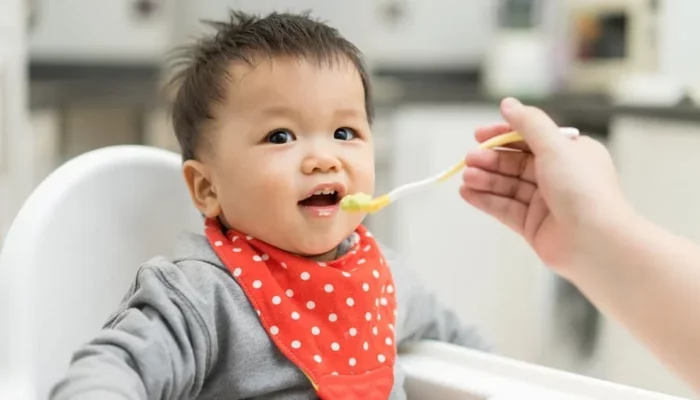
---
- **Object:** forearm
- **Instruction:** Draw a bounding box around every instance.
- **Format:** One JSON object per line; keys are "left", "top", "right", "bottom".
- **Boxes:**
{"left": 51, "top": 266, "right": 213, "bottom": 399}
{"left": 571, "top": 212, "right": 700, "bottom": 392}
{"left": 51, "top": 344, "right": 147, "bottom": 400}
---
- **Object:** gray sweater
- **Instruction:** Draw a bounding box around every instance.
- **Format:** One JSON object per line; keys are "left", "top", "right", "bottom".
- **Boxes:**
{"left": 50, "top": 232, "right": 488, "bottom": 400}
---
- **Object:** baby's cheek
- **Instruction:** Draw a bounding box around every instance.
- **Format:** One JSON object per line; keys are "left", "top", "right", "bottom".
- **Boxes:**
{"left": 358, "top": 167, "right": 376, "bottom": 195}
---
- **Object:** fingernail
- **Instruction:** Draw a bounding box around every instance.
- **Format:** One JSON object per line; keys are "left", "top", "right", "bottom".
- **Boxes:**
{"left": 502, "top": 97, "right": 522, "bottom": 112}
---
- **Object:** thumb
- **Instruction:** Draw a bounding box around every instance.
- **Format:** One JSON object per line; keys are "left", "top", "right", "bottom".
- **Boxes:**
{"left": 500, "top": 97, "right": 566, "bottom": 155}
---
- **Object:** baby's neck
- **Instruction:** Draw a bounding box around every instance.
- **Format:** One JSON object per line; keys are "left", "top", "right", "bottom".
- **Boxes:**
{"left": 305, "top": 234, "right": 355, "bottom": 262}
{"left": 306, "top": 247, "right": 340, "bottom": 262}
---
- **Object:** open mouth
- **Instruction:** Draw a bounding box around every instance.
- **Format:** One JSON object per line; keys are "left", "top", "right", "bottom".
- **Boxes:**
{"left": 298, "top": 189, "right": 341, "bottom": 207}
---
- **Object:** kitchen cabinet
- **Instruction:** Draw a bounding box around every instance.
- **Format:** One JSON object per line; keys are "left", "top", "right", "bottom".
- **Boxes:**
{"left": 29, "top": 0, "right": 175, "bottom": 63}
{"left": 176, "top": 0, "right": 494, "bottom": 70}
{"left": 174, "top": 0, "right": 374, "bottom": 54}
{"left": 366, "top": 0, "right": 495, "bottom": 69}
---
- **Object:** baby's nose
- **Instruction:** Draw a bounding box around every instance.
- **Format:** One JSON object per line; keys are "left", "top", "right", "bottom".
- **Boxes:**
{"left": 301, "top": 153, "right": 342, "bottom": 174}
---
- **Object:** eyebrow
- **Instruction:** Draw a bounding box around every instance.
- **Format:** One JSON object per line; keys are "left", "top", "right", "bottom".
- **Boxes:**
{"left": 334, "top": 108, "right": 365, "bottom": 119}
{"left": 259, "top": 105, "right": 365, "bottom": 119}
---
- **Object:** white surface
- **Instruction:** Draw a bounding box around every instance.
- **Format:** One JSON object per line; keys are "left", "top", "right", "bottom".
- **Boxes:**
{"left": 0, "top": 0, "right": 22, "bottom": 30}
{"left": 389, "top": 104, "right": 552, "bottom": 363}
{"left": 657, "top": 0, "right": 700, "bottom": 89}
{"left": 365, "top": 0, "right": 494, "bottom": 69}
{"left": 0, "top": 0, "right": 32, "bottom": 256}
{"left": 400, "top": 341, "right": 689, "bottom": 400}
{"left": 0, "top": 51, "right": 5, "bottom": 172}
{"left": 610, "top": 73, "right": 686, "bottom": 106}
{"left": 482, "top": 31, "right": 557, "bottom": 99}
{"left": 174, "top": 0, "right": 375, "bottom": 58}
{"left": 29, "top": 0, "right": 175, "bottom": 62}
{"left": 0, "top": 145, "right": 203, "bottom": 399}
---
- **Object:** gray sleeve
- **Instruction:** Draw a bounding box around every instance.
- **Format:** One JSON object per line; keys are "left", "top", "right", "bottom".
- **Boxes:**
{"left": 50, "top": 264, "right": 215, "bottom": 400}
{"left": 384, "top": 246, "right": 491, "bottom": 351}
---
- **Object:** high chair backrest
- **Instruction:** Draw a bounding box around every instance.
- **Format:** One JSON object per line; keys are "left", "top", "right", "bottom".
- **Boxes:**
{"left": 0, "top": 145, "right": 202, "bottom": 400}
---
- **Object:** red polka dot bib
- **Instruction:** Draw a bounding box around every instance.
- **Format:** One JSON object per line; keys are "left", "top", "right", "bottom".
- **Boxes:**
{"left": 204, "top": 218, "right": 398, "bottom": 399}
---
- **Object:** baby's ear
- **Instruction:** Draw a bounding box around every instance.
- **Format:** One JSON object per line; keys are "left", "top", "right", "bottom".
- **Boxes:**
{"left": 182, "top": 160, "right": 221, "bottom": 218}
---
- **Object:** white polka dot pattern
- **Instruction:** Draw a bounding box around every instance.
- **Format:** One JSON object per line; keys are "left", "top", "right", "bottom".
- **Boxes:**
{"left": 204, "top": 219, "right": 397, "bottom": 394}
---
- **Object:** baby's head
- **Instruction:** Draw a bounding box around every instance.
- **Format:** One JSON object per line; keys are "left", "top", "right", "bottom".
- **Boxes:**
{"left": 170, "top": 11, "right": 375, "bottom": 261}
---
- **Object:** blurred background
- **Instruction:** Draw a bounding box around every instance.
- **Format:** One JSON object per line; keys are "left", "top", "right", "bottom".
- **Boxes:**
{"left": 2, "top": 0, "right": 700, "bottom": 397}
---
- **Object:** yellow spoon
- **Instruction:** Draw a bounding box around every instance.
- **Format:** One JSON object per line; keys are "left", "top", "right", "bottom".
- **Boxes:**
{"left": 340, "top": 127, "right": 580, "bottom": 214}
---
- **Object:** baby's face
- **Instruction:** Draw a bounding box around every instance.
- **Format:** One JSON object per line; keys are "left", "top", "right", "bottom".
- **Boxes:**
{"left": 207, "top": 56, "right": 374, "bottom": 260}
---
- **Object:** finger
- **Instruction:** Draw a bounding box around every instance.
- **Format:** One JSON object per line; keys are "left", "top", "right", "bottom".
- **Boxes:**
{"left": 500, "top": 97, "right": 566, "bottom": 155}
{"left": 459, "top": 186, "right": 526, "bottom": 235}
{"left": 475, "top": 123, "right": 530, "bottom": 151}
{"left": 465, "top": 149, "right": 536, "bottom": 183}
{"left": 475, "top": 123, "right": 512, "bottom": 143}
{"left": 462, "top": 167, "right": 536, "bottom": 204}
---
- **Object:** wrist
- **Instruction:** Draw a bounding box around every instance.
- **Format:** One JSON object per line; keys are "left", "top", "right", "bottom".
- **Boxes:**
{"left": 564, "top": 200, "right": 645, "bottom": 284}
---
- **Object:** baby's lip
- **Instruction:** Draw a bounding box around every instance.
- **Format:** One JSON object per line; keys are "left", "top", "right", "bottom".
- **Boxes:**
{"left": 300, "top": 182, "right": 347, "bottom": 201}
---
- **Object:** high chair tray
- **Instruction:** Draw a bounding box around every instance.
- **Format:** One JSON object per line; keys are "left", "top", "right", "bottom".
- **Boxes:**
{"left": 399, "top": 341, "right": 688, "bottom": 400}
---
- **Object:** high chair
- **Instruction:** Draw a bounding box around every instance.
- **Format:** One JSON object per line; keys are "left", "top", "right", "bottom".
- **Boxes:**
{"left": 0, "top": 145, "right": 202, "bottom": 399}
{"left": 0, "top": 145, "right": 689, "bottom": 400}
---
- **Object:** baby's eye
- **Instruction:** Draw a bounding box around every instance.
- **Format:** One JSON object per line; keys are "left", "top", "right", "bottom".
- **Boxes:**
{"left": 334, "top": 127, "right": 357, "bottom": 141}
{"left": 266, "top": 129, "right": 296, "bottom": 144}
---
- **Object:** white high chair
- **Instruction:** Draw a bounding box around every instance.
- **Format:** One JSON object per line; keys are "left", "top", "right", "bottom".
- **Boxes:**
{"left": 0, "top": 145, "right": 202, "bottom": 399}
{"left": 0, "top": 145, "right": 690, "bottom": 400}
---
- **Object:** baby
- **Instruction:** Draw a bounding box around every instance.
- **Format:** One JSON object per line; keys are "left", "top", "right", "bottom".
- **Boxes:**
{"left": 50, "top": 11, "right": 487, "bottom": 400}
